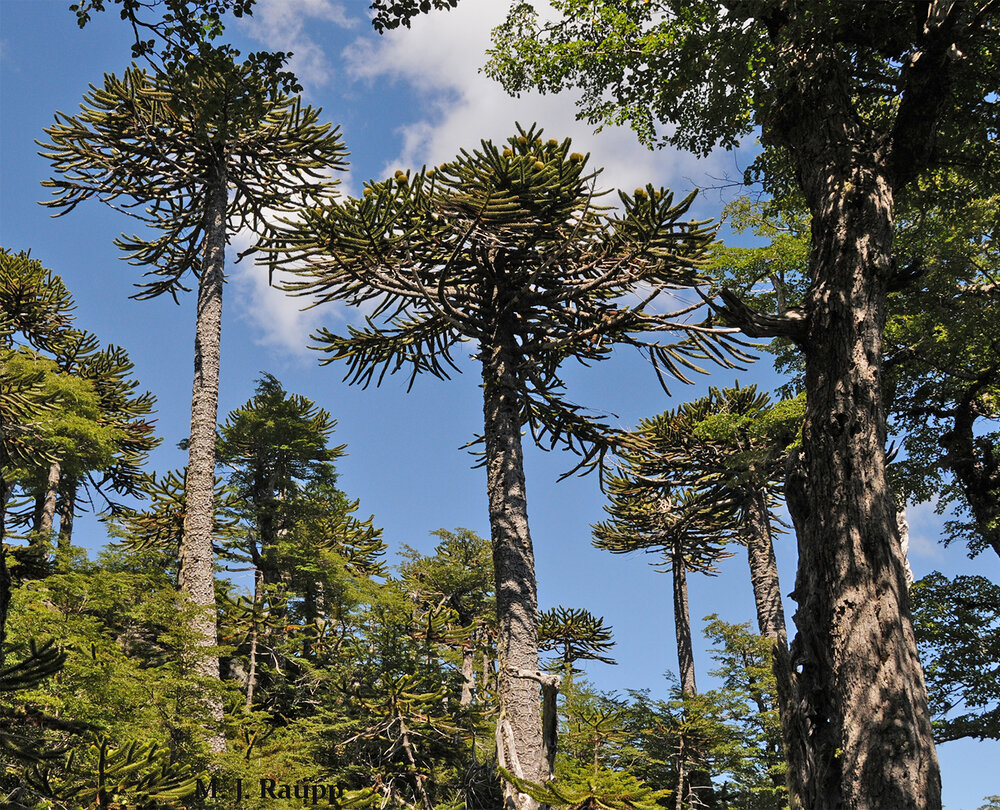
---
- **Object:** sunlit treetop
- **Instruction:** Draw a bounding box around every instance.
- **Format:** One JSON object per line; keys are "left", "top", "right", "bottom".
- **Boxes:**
{"left": 39, "top": 63, "right": 348, "bottom": 301}
{"left": 269, "top": 125, "right": 749, "bottom": 467}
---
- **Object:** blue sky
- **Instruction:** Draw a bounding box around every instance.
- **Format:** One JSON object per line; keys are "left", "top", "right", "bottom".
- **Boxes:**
{"left": 1, "top": 1, "right": 997, "bottom": 806}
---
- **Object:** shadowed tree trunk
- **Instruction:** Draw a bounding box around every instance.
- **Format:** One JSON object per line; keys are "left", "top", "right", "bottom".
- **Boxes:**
{"left": 178, "top": 165, "right": 227, "bottom": 754}
{"left": 782, "top": 129, "right": 939, "bottom": 809}
{"left": 55, "top": 477, "right": 77, "bottom": 573}
{"left": 672, "top": 549, "right": 696, "bottom": 698}
{"left": 742, "top": 486, "right": 805, "bottom": 806}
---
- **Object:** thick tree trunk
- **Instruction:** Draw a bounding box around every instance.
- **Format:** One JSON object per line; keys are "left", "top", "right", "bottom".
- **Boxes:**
{"left": 55, "top": 478, "right": 77, "bottom": 573}
{"left": 481, "top": 325, "right": 543, "bottom": 810}
{"left": 758, "top": 32, "right": 942, "bottom": 808}
{"left": 780, "top": 141, "right": 940, "bottom": 809}
{"left": 178, "top": 166, "right": 227, "bottom": 754}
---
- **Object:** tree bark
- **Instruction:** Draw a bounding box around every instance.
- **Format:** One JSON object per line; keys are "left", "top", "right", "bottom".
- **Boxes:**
{"left": 742, "top": 486, "right": 804, "bottom": 806}
{"left": 460, "top": 644, "right": 476, "bottom": 707}
{"left": 742, "top": 487, "right": 786, "bottom": 646}
{"left": 754, "top": 25, "right": 943, "bottom": 808}
{"left": 55, "top": 478, "right": 77, "bottom": 573}
{"left": 481, "top": 323, "right": 544, "bottom": 810}
{"left": 36, "top": 462, "right": 60, "bottom": 538}
{"left": 25, "top": 461, "right": 61, "bottom": 569}
{"left": 671, "top": 550, "right": 696, "bottom": 698}
{"left": 774, "top": 98, "right": 940, "bottom": 810}
{"left": 178, "top": 165, "right": 227, "bottom": 753}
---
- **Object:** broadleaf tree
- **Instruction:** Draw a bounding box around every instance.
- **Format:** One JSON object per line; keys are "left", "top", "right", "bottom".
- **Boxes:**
{"left": 267, "top": 125, "right": 747, "bottom": 808}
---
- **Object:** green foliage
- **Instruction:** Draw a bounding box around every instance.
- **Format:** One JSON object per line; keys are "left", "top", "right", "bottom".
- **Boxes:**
{"left": 270, "top": 123, "right": 747, "bottom": 469}
{"left": 25, "top": 736, "right": 197, "bottom": 809}
{"left": 539, "top": 607, "right": 617, "bottom": 672}
{"left": 910, "top": 572, "right": 1000, "bottom": 742}
{"left": 504, "top": 763, "right": 671, "bottom": 809}
{"left": 716, "top": 183, "right": 1000, "bottom": 557}
{"left": 1, "top": 349, "right": 120, "bottom": 490}
{"left": 700, "top": 618, "right": 786, "bottom": 809}
{"left": 369, "top": 0, "right": 461, "bottom": 33}
{"left": 69, "top": 0, "right": 299, "bottom": 95}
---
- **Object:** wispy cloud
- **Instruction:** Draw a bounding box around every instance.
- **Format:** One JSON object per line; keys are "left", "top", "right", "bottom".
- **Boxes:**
{"left": 341, "top": 0, "right": 742, "bottom": 202}
{"left": 241, "top": 0, "right": 355, "bottom": 88}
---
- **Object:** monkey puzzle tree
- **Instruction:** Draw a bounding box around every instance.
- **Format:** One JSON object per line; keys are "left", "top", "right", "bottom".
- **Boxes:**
{"left": 594, "top": 481, "right": 733, "bottom": 810}
{"left": 1, "top": 250, "right": 76, "bottom": 661}
{"left": 38, "top": 55, "right": 347, "bottom": 749}
{"left": 625, "top": 385, "right": 805, "bottom": 804}
{"left": 269, "top": 125, "right": 744, "bottom": 807}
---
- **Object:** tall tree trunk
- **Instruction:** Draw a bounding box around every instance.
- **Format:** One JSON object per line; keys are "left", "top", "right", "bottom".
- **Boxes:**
{"left": 742, "top": 486, "right": 802, "bottom": 806}
{"left": 246, "top": 569, "right": 261, "bottom": 710}
{"left": 178, "top": 165, "right": 227, "bottom": 754}
{"left": 742, "top": 487, "right": 786, "bottom": 646}
{"left": 671, "top": 550, "right": 696, "bottom": 698}
{"left": 670, "top": 548, "right": 714, "bottom": 810}
{"left": 760, "top": 32, "right": 942, "bottom": 809}
{"left": 0, "top": 473, "right": 11, "bottom": 668}
{"left": 780, "top": 136, "right": 940, "bottom": 810}
{"left": 481, "top": 324, "right": 543, "bottom": 810}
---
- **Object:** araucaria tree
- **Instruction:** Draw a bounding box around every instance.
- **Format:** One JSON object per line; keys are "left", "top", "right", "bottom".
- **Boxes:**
{"left": 269, "top": 126, "right": 744, "bottom": 808}
{"left": 484, "top": 4, "right": 1000, "bottom": 807}
{"left": 38, "top": 54, "right": 347, "bottom": 750}
{"left": 594, "top": 480, "right": 734, "bottom": 809}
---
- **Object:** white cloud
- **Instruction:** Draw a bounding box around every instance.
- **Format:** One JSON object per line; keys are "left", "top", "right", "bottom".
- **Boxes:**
{"left": 242, "top": 0, "right": 355, "bottom": 88}
{"left": 341, "top": 0, "right": 741, "bottom": 201}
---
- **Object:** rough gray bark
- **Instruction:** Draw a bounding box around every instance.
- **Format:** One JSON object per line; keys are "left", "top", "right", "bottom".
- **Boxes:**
{"left": 460, "top": 645, "right": 476, "bottom": 707}
{"left": 742, "top": 488, "right": 786, "bottom": 646}
{"left": 38, "top": 461, "right": 60, "bottom": 537}
{"left": 246, "top": 569, "right": 261, "bottom": 710}
{"left": 897, "top": 502, "right": 914, "bottom": 587}
{"left": 744, "top": 21, "right": 945, "bottom": 807}
{"left": 178, "top": 167, "right": 227, "bottom": 753}
{"left": 671, "top": 550, "right": 696, "bottom": 698}
{"left": 742, "top": 486, "right": 804, "bottom": 807}
{"left": 481, "top": 321, "right": 543, "bottom": 810}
